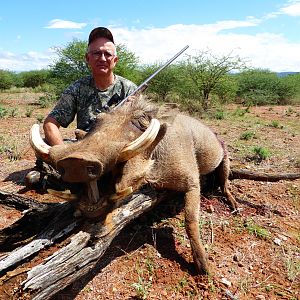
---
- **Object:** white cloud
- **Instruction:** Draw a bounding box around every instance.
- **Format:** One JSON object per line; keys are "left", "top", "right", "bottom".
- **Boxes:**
{"left": 45, "top": 19, "right": 87, "bottom": 29}
{"left": 2, "top": 18, "right": 300, "bottom": 72}
{"left": 280, "top": 1, "right": 300, "bottom": 16}
{"left": 0, "top": 50, "right": 57, "bottom": 71}
{"left": 111, "top": 23, "right": 300, "bottom": 72}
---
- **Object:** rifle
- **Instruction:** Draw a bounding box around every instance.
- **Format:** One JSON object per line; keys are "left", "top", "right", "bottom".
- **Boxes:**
{"left": 114, "top": 45, "right": 189, "bottom": 109}
{"left": 85, "top": 45, "right": 189, "bottom": 131}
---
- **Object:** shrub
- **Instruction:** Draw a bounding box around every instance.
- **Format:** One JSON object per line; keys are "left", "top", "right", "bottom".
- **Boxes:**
{"left": 236, "top": 69, "right": 297, "bottom": 105}
{"left": 38, "top": 93, "right": 57, "bottom": 108}
{"left": 0, "top": 69, "right": 14, "bottom": 90}
{"left": 252, "top": 146, "right": 271, "bottom": 161}
{"left": 25, "top": 107, "right": 34, "bottom": 117}
{"left": 0, "top": 106, "right": 8, "bottom": 118}
{"left": 214, "top": 109, "right": 225, "bottom": 120}
{"left": 9, "top": 107, "right": 18, "bottom": 118}
{"left": 36, "top": 115, "right": 44, "bottom": 123}
{"left": 20, "top": 70, "right": 50, "bottom": 88}
{"left": 240, "top": 131, "right": 255, "bottom": 140}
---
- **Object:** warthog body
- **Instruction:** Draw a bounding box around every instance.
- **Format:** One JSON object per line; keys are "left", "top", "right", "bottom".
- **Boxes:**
{"left": 30, "top": 96, "right": 237, "bottom": 274}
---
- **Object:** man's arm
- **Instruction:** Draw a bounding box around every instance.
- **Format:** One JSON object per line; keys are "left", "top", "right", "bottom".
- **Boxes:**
{"left": 43, "top": 116, "right": 64, "bottom": 146}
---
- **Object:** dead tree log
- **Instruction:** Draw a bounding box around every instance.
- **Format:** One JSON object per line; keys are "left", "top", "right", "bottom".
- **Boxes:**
{"left": 0, "top": 188, "right": 158, "bottom": 300}
{"left": 0, "top": 191, "right": 78, "bottom": 252}
{"left": 230, "top": 169, "right": 300, "bottom": 182}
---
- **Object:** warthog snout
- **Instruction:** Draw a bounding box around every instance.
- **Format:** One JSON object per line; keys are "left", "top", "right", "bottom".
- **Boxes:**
{"left": 56, "top": 153, "right": 103, "bottom": 182}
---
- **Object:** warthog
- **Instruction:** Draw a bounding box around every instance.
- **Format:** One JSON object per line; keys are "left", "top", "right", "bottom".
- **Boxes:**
{"left": 30, "top": 96, "right": 237, "bottom": 274}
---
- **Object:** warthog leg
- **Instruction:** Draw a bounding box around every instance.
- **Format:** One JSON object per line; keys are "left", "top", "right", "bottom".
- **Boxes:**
{"left": 217, "top": 156, "right": 238, "bottom": 210}
{"left": 184, "top": 187, "right": 210, "bottom": 274}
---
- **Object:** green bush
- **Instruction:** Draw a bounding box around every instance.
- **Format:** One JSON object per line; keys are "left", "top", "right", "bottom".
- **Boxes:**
{"left": 236, "top": 69, "right": 297, "bottom": 105}
{"left": 240, "top": 131, "right": 255, "bottom": 140}
{"left": 38, "top": 92, "right": 57, "bottom": 108}
{"left": 252, "top": 146, "right": 271, "bottom": 161}
{"left": 0, "top": 106, "right": 8, "bottom": 118}
{"left": 20, "top": 70, "right": 50, "bottom": 88}
{"left": 0, "top": 69, "right": 14, "bottom": 90}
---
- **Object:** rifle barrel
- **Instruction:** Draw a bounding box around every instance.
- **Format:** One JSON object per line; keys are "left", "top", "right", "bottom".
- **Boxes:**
{"left": 115, "top": 45, "right": 189, "bottom": 109}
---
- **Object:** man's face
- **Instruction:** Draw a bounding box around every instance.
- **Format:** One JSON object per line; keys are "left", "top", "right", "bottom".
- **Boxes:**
{"left": 86, "top": 37, "right": 118, "bottom": 76}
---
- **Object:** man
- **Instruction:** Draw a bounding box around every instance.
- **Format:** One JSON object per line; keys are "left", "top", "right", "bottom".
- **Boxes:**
{"left": 26, "top": 27, "right": 137, "bottom": 188}
{"left": 44, "top": 26, "right": 137, "bottom": 145}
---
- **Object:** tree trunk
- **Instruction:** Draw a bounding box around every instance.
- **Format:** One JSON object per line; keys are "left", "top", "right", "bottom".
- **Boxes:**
{"left": 230, "top": 169, "right": 300, "bottom": 182}
{"left": 0, "top": 188, "right": 158, "bottom": 300}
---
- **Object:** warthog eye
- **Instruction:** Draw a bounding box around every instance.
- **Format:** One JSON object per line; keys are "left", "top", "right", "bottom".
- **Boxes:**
{"left": 132, "top": 115, "right": 150, "bottom": 131}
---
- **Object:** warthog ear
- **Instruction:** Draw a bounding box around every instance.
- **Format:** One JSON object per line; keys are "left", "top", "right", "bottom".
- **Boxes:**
{"left": 131, "top": 114, "right": 151, "bottom": 131}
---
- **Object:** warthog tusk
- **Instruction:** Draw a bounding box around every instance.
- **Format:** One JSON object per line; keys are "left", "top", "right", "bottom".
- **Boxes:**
{"left": 87, "top": 180, "right": 100, "bottom": 204}
{"left": 47, "top": 188, "right": 79, "bottom": 201}
{"left": 110, "top": 186, "right": 133, "bottom": 201}
{"left": 119, "top": 118, "right": 160, "bottom": 161}
{"left": 30, "top": 124, "right": 51, "bottom": 159}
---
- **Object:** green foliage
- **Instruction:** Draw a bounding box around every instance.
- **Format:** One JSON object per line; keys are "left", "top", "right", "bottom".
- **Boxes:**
{"left": 280, "top": 73, "right": 300, "bottom": 104}
{"left": 50, "top": 39, "right": 89, "bottom": 87}
{"left": 141, "top": 63, "right": 181, "bottom": 100}
{"left": 232, "top": 106, "right": 250, "bottom": 117}
{"left": 178, "top": 50, "right": 246, "bottom": 110}
{"left": 25, "top": 107, "right": 34, "bottom": 117}
{"left": 214, "top": 109, "right": 225, "bottom": 120}
{"left": 38, "top": 92, "right": 57, "bottom": 108}
{"left": 268, "top": 120, "right": 282, "bottom": 128}
{"left": 240, "top": 130, "right": 255, "bottom": 140}
{"left": 212, "top": 74, "right": 239, "bottom": 103}
{"left": 236, "top": 69, "right": 297, "bottom": 105}
{"left": 114, "top": 44, "right": 140, "bottom": 82}
{"left": 252, "top": 146, "right": 271, "bottom": 161}
{"left": 9, "top": 107, "right": 18, "bottom": 118}
{"left": 244, "top": 219, "right": 269, "bottom": 239}
{"left": 0, "top": 105, "right": 8, "bottom": 118}
{"left": 0, "top": 69, "right": 14, "bottom": 90}
{"left": 36, "top": 114, "right": 44, "bottom": 123}
{"left": 20, "top": 70, "right": 50, "bottom": 88}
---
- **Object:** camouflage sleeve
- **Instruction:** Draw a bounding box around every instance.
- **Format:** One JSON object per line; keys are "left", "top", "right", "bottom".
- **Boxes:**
{"left": 47, "top": 86, "right": 77, "bottom": 128}
{"left": 126, "top": 81, "right": 137, "bottom": 96}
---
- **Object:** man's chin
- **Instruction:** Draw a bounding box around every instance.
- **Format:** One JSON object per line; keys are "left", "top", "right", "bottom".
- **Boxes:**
{"left": 95, "top": 68, "right": 109, "bottom": 75}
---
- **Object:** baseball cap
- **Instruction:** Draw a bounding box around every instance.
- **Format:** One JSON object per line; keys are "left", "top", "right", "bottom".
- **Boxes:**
{"left": 88, "top": 27, "right": 114, "bottom": 45}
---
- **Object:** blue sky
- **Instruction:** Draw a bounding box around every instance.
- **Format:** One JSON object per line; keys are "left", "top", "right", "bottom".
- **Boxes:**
{"left": 1, "top": 0, "right": 300, "bottom": 72}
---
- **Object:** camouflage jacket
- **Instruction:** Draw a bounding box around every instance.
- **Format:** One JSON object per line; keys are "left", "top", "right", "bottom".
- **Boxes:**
{"left": 47, "top": 75, "right": 137, "bottom": 131}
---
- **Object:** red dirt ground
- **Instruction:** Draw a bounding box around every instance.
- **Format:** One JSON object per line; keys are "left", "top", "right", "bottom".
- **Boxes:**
{"left": 0, "top": 93, "right": 299, "bottom": 300}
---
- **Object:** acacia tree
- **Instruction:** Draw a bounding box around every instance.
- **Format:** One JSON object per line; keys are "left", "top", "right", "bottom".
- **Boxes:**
{"left": 180, "top": 50, "right": 246, "bottom": 110}
{"left": 50, "top": 39, "right": 89, "bottom": 85}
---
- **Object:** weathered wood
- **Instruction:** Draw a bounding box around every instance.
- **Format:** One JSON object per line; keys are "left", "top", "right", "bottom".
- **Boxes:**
{"left": 230, "top": 169, "right": 300, "bottom": 182}
{"left": 0, "top": 191, "right": 76, "bottom": 251}
{"left": 0, "top": 188, "right": 157, "bottom": 300}
{"left": 21, "top": 189, "right": 157, "bottom": 300}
